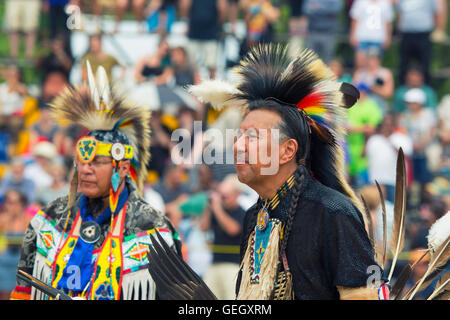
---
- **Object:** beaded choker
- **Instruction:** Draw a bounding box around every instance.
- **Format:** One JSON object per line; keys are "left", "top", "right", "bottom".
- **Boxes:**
{"left": 256, "top": 175, "right": 295, "bottom": 231}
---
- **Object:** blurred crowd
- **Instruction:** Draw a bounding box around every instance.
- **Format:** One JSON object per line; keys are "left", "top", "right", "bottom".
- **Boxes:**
{"left": 0, "top": 0, "right": 449, "bottom": 300}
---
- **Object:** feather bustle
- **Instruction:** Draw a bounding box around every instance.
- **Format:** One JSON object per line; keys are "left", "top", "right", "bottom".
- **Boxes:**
{"left": 406, "top": 237, "right": 450, "bottom": 299}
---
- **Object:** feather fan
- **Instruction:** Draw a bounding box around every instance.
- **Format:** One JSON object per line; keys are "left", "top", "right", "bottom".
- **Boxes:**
{"left": 147, "top": 230, "right": 217, "bottom": 300}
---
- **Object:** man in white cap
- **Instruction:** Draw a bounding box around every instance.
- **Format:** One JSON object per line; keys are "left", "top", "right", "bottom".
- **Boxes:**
{"left": 23, "top": 141, "right": 58, "bottom": 190}
{"left": 399, "top": 88, "right": 438, "bottom": 204}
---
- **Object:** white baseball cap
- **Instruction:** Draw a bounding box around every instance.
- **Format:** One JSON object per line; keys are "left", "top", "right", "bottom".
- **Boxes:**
{"left": 404, "top": 88, "right": 426, "bottom": 104}
{"left": 32, "top": 141, "right": 58, "bottom": 159}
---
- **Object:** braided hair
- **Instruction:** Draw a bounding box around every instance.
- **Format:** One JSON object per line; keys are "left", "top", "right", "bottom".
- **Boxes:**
{"left": 279, "top": 165, "right": 307, "bottom": 256}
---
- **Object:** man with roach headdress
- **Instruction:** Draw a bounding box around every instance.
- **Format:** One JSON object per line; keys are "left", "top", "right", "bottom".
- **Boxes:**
{"left": 188, "top": 44, "right": 383, "bottom": 300}
{"left": 144, "top": 45, "right": 448, "bottom": 300}
{"left": 10, "top": 62, "right": 181, "bottom": 300}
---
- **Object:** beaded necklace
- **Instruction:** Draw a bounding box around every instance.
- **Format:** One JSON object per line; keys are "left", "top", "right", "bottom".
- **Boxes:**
{"left": 256, "top": 175, "right": 295, "bottom": 231}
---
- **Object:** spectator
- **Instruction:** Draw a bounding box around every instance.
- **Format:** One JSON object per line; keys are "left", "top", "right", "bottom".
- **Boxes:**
{"left": 29, "top": 103, "right": 64, "bottom": 149}
{"left": 180, "top": 0, "right": 228, "bottom": 79}
{"left": 438, "top": 95, "right": 450, "bottom": 137}
{"left": 227, "top": 0, "right": 240, "bottom": 34}
{"left": 148, "top": 111, "right": 173, "bottom": 179}
{"left": 0, "top": 189, "right": 30, "bottom": 300}
{"left": 80, "top": 34, "right": 123, "bottom": 82}
{"left": 349, "top": 0, "right": 394, "bottom": 64}
{"left": 36, "top": 160, "right": 69, "bottom": 206}
{"left": 352, "top": 48, "right": 394, "bottom": 114}
{"left": 168, "top": 46, "right": 200, "bottom": 87}
{"left": 191, "top": 164, "right": 216, "bottom": 194}
{"left": 43, "top": 0, "right": 72, "bottom": 45}
{"left": 432, "top": 0, "right": 448, "bottom": 42}
{"left": 410, "top": 197, "right": 447, "bottom": 250}
{"left": 400, "top": 249, "right": 433, "bottom": 300}
{"left": 358, "top": 184, "right": 394, "bottom": 253}
{"left": 329, "top": 58, "right": 352, "bottom": 83}
{"left": 399, "top": 88, "right": 438, "bottom": 205}
{"left": 302, "top": 0, "right": 343, "bottom": 64}
{"left": 115, "top": 0, "right": 147, "bottom": 33}
{"left": 393, "top": 68, "right": 438, "bottom": 113}
{"left": 286, "top": 0, "right": 307, "bottom": 58}
{"left": 437, "top": 95, "right": 450, "bottom": 177}
{"left": 145, "top": 0, "right": 178, "bottom": 34}
{"left": 60, "top": 123, "right": 85, "bottom": 171}
{"left": 170, "top": 106, "right": 202, "bottom": 168}
{"left": 0, "top": 65, "right": 28, "bottom": 143}
{"left": 36, "top": 35, "right": 74, "bottom": 81}
{"left": 240, "top": 0, "right": 280, "bottom": 58}
{"left": 134, "top": 37, "right": 172, "bottom": 84}
{"left": 153, "top": 163, "right": 191, "bottom": 226}
{"left": 365, "top": 114, "right": 413, "bottom": 202}
{"left": 396, "top": 0, "right": 442, "bottom": 85}
{"left": 4, "top": 0, "right": 41, "bottom": 59}
{"left": 346, "top": 83, "right": 383, "bottom": 189}
{"left": 40, "top": 70, "right": 70, "bottom": 101}
{"left": 200, "top": 174, "right": 245, "bottom": 300}
{"left": 23, "top": 141, "right": 59, "bottom": 191}
{"left": 0, "top": 158, "right": 36, "bottom": 205}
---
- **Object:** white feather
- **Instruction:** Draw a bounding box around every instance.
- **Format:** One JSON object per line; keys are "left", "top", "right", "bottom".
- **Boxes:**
{"left": 428, "top": 211, "right": 450, "bottom": 253}
{"left": 86, "top": 60, "right": 100, "bottom": 110}
{"left": 96, "top": 66, "right": 111, "bottom": 109}
{"left": 188, "top": 79, "right": 242, "bottom": 110}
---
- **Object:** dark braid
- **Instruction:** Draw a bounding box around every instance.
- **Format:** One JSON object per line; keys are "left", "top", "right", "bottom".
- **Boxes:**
{"left": 279, "top": 165, "right": 306, "bottom": 256}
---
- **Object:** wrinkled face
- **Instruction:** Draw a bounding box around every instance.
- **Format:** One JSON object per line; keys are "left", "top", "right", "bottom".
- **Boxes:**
{"left": 233, "top": 109, "right": 284, "bottom": 187}
{"left": 77, "top": 156, "right": 129, "bottom": 198}
{"left": 77, "top": 156, "right": 113, "bottom": 198}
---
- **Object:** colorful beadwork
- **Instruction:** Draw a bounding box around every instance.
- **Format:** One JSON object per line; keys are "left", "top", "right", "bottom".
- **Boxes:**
{"left": 76, "top": 136, "right": 98, "bottom": 163}
{"left": 250, "top": 220, "right": 277, "bottom": 284}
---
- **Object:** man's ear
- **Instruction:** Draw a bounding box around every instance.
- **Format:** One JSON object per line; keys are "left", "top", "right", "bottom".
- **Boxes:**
{"left": 119, "top": 160, "right": 131, "bottom": 179}
{"left": 279, "top": 139, "right": 298, "bottom": 165}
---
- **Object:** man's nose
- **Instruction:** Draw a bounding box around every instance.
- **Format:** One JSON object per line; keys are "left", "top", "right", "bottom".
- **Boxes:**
{"left": 233, "top": 133, "right": 247, "bottom": 152}
{"left": 233, "top": 134, "right": 247, "bottom": 164}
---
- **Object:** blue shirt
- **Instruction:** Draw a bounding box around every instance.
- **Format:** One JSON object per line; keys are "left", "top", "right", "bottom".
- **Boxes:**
{"left": 303, "top": 0, "right": 343, "bottom": 32}
{"left": 397, "top": 0, "right": 438, "bottom": 33}
{"left": 0, "top": 176, "right": 36, "bottom": 204}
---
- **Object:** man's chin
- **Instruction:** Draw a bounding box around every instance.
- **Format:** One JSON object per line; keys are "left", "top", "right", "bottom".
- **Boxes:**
{"left": 235, "top": 164, "right": 253, "bottom": 184}
{"left": 80, "top": 187, "right": 103, "bottom": 199}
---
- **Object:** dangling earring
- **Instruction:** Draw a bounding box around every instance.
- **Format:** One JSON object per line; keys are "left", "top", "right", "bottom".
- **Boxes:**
{"left": 109, "top": 159, "right": 121, "bottom": 213}
{"left": 110, "top": 142, "right": 126, "bottom": 213}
